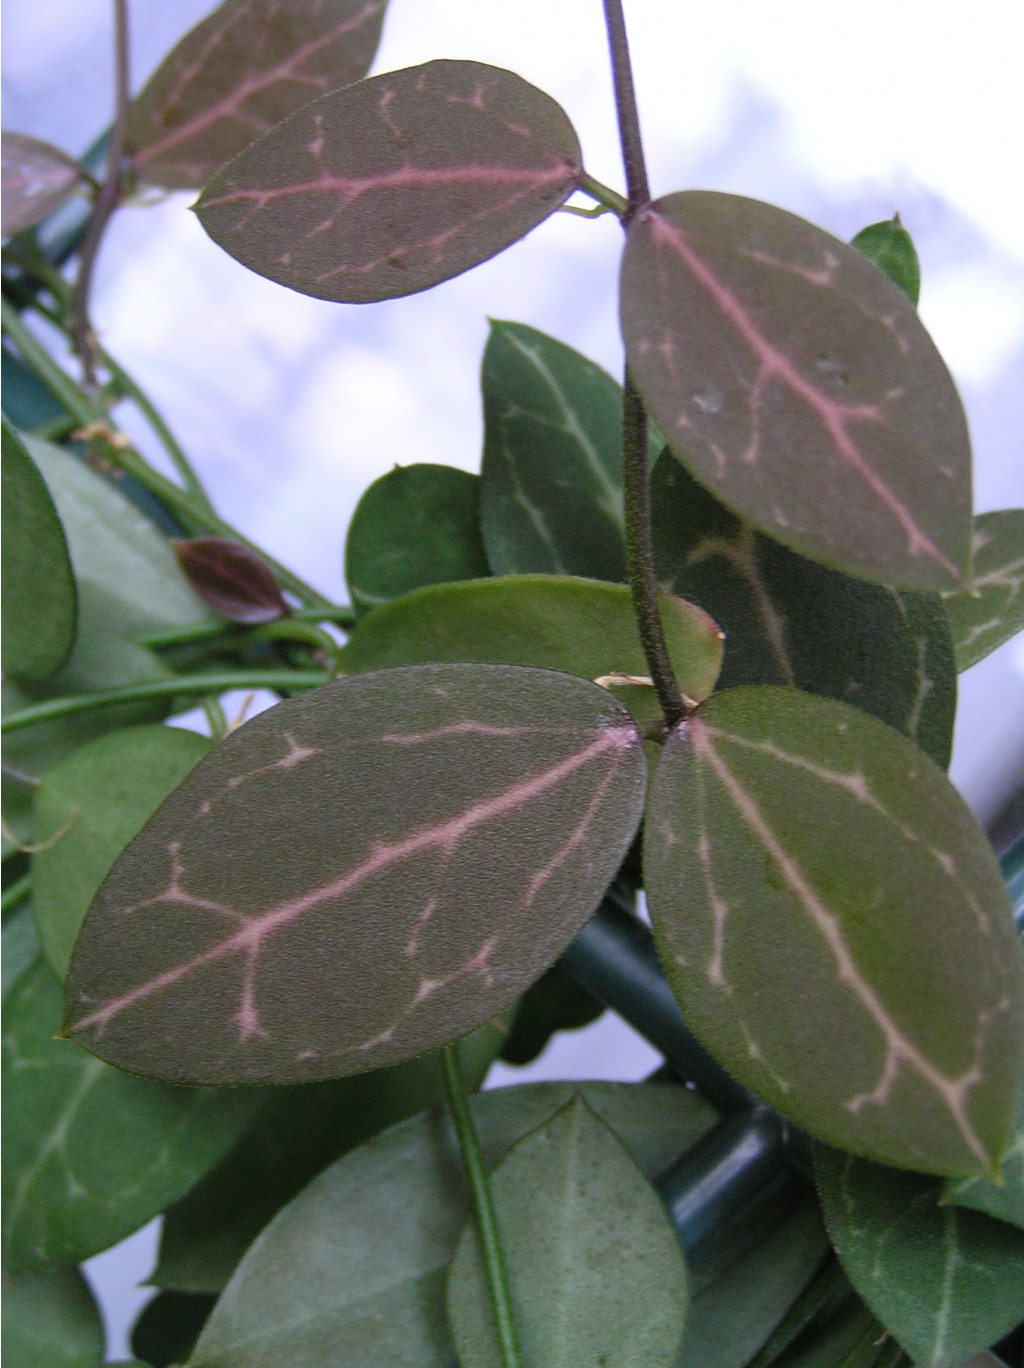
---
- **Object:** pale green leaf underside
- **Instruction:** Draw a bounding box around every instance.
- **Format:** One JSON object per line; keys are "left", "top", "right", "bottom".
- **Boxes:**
{"left": 943, "top": 510, "right": 1024, "bottom": 671}
{"left": 644, "top": 686, "right": 1024, "bottom": 1176}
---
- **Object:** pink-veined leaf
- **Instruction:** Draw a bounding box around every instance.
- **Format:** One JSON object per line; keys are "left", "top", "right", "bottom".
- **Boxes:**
{"left": 63, "top": 664, "right": 646, "bottom": 1085}
{"left": 1, "top": 132, "right": 86, "bottom": 236}
{"left": 128, "top": 0, "right": 390, "bottom": 190}
{"left": 171, "top": 537, "right": 288, "bottom": 624}
{"left": 195, "top": 60, "right": 582, "bottom": 303}
{"left": 621, "top": 192, "right": 972, "bottom": 591}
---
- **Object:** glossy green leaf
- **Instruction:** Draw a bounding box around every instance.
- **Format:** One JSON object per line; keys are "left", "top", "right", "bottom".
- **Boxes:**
{"left": 2, "top": 959, "right": 259, "bottom": 1269}
{"left": 32, "top": 725, "right": 213, "bottom": 977}
{"left": 129, "top": 0, "right": 390, "bottom": 189}
{"left": 196, "top": 60, "right": 582, "bottom": 303}
{"left": 65, "top": 664, "right": 646, "bottom": 1085}
{"left": 25, "top": 436, "right": 212, "bottom": 638}
{"left": 850, "top": 217, "right": 921, "bottom": 305}
{"left": 447, "top": 1095, "right": 688, "bottom": 1368}
{"left": 644, "top": 686, "right": 1024, "bottom": 1175}
{"left": 345, "top": 463, "right": 489, "bottom": 618}
{"left": 188, "top": 1081, "right": 717, "bottom": 1368}
{"left": 499, "top": 962, "right": 603, "bottom": 1066}
{"left": 943, "top": 510, "right": 1024, "bottom": 670}
{"left": 651, "top": 451, "right": 957, "bottom": 767}
{"left": 1, "top": 132, "right": 85, "bottom": 236}
{"left": 816, "top": 1145, "right": 1024, "bottom": 1367}
{"left": 479, "top": 321, "right": 656, "bottom": 580}
{"left": 621, "top": 192, "right": 972, "bottom": 590}
{"left": 1, "top": 419, "right": 77, "bottom": 681}
{"left": 1, "top": 1265, "right": 105, "bottom": 1368}
{"left": 337, "top": 575, "right": 725, "bottom": 725}
{"left": 153, "top": 1020, "right": 505, "bottom": 1293}
{"left": 172, "top": 537, "right": 288, "bottom": 623}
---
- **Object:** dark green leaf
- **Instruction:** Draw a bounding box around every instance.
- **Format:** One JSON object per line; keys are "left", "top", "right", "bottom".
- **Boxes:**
{"left": 152, "top": 1020, "right": 505, "bottom": 1293}
{"left": 3, "top": 959, "right": 259, "bottom": 1269}
{"left": 621, "top": 192, "right": 972, "bottom": 590}
{"left": 1, "top": 419, "right": 77, "bottom": 681}
{"left": 479, "top": 321, "right": 657, "bottom": 580}
{"left": 65, "top": 664, "right": 646, "bottom": 1084}
{"left": 196, "top": 60, "right": 582, "bottom": 303}
{"left": 816, "top": 1145, "right": 1024, "bottom": 1367}
{"left": 337, "top": 575, "right": 725, "bottom": 726}
{"left": 171, "top": 537, "right": 288, "bottom": 623}
{"left": 32, "top": 725, "right": 213, "bottom": 977}
{"left": 850, "top": 217, "right": 921, "bottom": 305}
{"left": 131, "top": 1290, "right": 217, "bottom": 1368}
{"left": 188, "top": 1081, "right": 717, "bottom": 1368}
{"left": 129, "top": 0, "right": 390, "bottom": 189}
{"left": 651, "top": 451, "right": 957, "bottom": 767}
{"left": 1, "top": 132, "right": 85, "bottom": 236}
{"left": 943, "top": 510, "right": 1024, "bottom": 671}
{"left": 500, "top": 962, "right": 603, "bottom": 1066}
{"left": 447, "top": 1095, "right": 688, "bottom": 1368}
{"left": 644, "top": 686, "right": 1024, "bottom": 1175}
{"left": 1, "top": 1265, "right": 104, "bottom": 1368}
{"left": 345, "top": 463, "right": 489, "bottom": 618}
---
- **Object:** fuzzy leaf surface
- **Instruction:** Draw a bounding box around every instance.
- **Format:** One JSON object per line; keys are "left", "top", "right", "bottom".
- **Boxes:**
{"left": 1, "top": 420, "right": 77, "bottom": 681}
{"left": 2, "top": 959, "right": 258, "bottom": 1269}
{"left": 850, "top": 217, "right": 921, "bottom": 304}
{"left": 172, "top": 537, "right": 288, "bottom": 623}
{"left": 196, "top": 60, "right": 581, "bottom": 302}
{"left": 188, "top": 1081, "right": 717, "bottom": 1368}
{"left": 32, "top": 725, "right": 213, "bottom": 977}
{"left": 345, "top": 463, "right": 489, "bottom": 617}
{"left": 943, "top": 509, "right": 1024, "bottom": 670}
{"left": 1, "top": 1266, "right": 104, "bottom": 1368}
{"left": 816, "top": 1145, "right": 1024, "bottom": 1367}
{"left": 1, "top": 132, "right": 85, "bottom": 235}
{"left": 129, "top": 0, "right": 389, "bottom": 189}
{"left": 651, "top": 451, "right": 956, "bottom": 767}
{"left": 447, "top": 1095, "right": 688, "bottom": 1368}
{"left": 644, "top": 686, "right": 1024, "bottom": 1175}
{"left": 64, "top": 664, "right": 646, "bottom": 1084}
{"left": 622, "top": 192, "right": 971, "bottom": 589}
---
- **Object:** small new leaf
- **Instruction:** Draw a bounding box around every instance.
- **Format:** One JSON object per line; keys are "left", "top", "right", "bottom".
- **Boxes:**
{"left": 172, "top": 537, "right": 288, "bottom": 624}
{"left": 851, "top": 216, "right": 921, "bottom": 305}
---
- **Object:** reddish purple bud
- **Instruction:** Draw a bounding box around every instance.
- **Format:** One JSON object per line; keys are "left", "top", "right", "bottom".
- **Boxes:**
{"left": 172, "top": 537, "right": 288, "bottom": 624}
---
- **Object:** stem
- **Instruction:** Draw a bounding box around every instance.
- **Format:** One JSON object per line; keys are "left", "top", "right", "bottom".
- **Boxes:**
{"left": 201, "top": 697, "right": 229, "bottom": 741}
{"left": 245, "top": 620, "right": 344, "bottom": 674}
{"left": 2, "top": 874, "right": 32, "bottom": 918}
{"left": 577, "top": 171, "right": 629, "bottom": 218}
{"left": 134, "top": 603, "right": 356, "bottom": 650}
{"left": 441, "top": 1044, "right": 523, "bottom": 1368}
{"left": 71, "top": 0, "right": 131, "bottom": 386}
{"left": 603, "top": 0, "right": 650, "bottom": 213}
{"left": 1, "top": 670, "right": 328, "bottom": 735}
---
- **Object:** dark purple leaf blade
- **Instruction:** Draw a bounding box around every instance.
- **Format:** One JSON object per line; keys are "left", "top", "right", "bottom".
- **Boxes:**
{"left": 2, "top": 132, "right": 86, "bottom": 236}
{"left": 64, "top": 664, "right": 646, "bottom": 1085}
{"left": 196, "top": 60, "right": 582, "bottom": 303}
{"left": 172, "top": 537, "right": 288, "bottom": 624}
{"left": 622, "top": 192, "right": 972, "bottom": 591}
{"left": 129, "top": 0, "right": 390, "bottom": 190}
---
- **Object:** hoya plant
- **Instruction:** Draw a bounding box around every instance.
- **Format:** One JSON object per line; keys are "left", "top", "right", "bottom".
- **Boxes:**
{"left": 3, "top": 3, "right": 1024, "bottom": 1366}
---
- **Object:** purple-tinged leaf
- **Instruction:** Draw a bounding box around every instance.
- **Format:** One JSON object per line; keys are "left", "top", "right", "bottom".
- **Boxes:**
{"left": 621, "top": 192, "right": 972, "bottom": 591}
{"left": 171, "top": 536, "right": 288, "bottom": 624}
{"left": 64, "top": 664, "right": 646, "bottom": 1085}
{"left": 128, "top": 0, "right": 390, "bottom": 190}
{"left": 196, "top": 60, "right": 582, "bottom": 303}
{"left": 644, "top": 686, "right": 1024, "bottom": 1177}
{"left": 942, "top": 510, "right": 1024, "bottom": 671}
{"left": 1, "top": 132, "right": 86, "bottom": 236}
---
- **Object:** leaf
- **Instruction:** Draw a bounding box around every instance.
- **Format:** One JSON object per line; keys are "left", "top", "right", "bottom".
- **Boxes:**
{"left": 816, "top": 1144, "right": 1024, "bottom": 1367}
{"left": 129, "top": 0, "right": 390, "bottom": 189}
{"left": 131, "top": 1290, "right": 217, "bottom": 1368}
{"left": 447, "top": 1095, "right": 689, "bottom": 1368}
{"left": 196, "top": 60, "right": 582, "bottom": 303}
{"left": 152, "top": 1021, "right": 505, "bottom": 1293}
{"left": 499, "top": 962, "right": 603, "bottom": 1066}
{"left": 345, "top": 463, "right": 490, "bottom": 618}
{"left": 32, "top": 725, "right": 213, "bottom": 977}
{"left": 187, "top": 1081, "right": 717, "bottom": 1368}
{"left": 1, "top": 1265, "right": 105, "bottom": 1368}
{"left": 2, "top": 899, "right": 41, "bottom": 999}
{"left": 650, "top": 451, "right": 957, "bottom": 768}
{"left": 172, "top": 536, "right": 289, "bottom": 623}
{"left": 25, "top": 436, "right": 212, "bottom": 638}
{"left": 1, "top": 132, "right": 86, "bottom": 236}
{"left": 621, "top": 192, "right": 972, "bottom": 590}
{"left": 945, "top": 1071, "right": 1024, "bottom": 1230}
{"left": 64, "top": 664, "right": 647, "bottom": 1085}
{"left": 943, "top": 510, "right": 1024, "bottom": 671}
{"left": 479, "top": 321, "right": 657, "bottom": 580}
{"left": 1, "top": 418, "right": 77, "bottom": 681}
{"left": 643, "top": 685, "right": 1024, "bottom": 1176}
{"left": 337, "top": 575, "right": 725, "bottom": 726}
{"left": 2, "top": 959, "right": 259, "bottom": 1270}
{"left": 850, "top": 216, "right": 921, "bottom": 305}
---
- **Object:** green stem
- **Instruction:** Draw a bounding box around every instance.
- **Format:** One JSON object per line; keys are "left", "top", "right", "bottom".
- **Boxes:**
{"left": 2, "top": 874, "right": 32, "bottom": 918}
{"left": 201, "top": 697, "right": 229, "bottom": 741}
{"left": 577, "top": 171, "right": 629, "bottom": 218}
{"left": 441, "top": 1044, "right": 523, "bottom": 1368}
{"left": 1, "top": 670, "right": 328, "bottom": 734}
{"left": 134, "top": 603, "right": 355, "bottom": 651}
{"left": 245, "top": 620, "right": 344, "bottom": 674}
